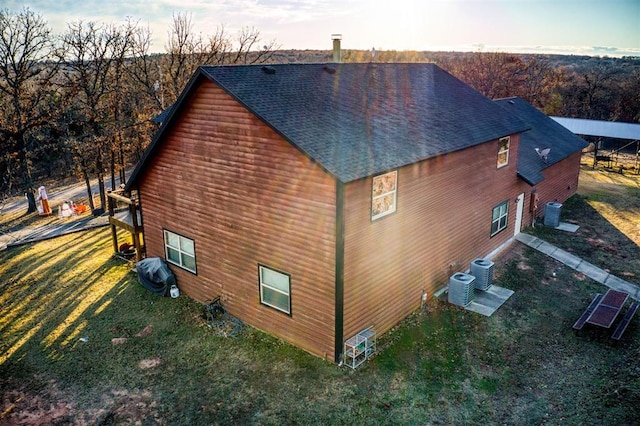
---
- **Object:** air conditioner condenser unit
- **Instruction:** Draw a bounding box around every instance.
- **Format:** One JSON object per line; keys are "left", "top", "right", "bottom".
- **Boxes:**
{"left": 448, "top": 272, "right": 476, "bottom": 307}
{"left": 470, "top": 258, "right": 495, "bottom": 291}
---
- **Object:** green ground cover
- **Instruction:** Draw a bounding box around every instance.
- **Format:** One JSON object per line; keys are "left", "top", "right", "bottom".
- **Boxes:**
{"left": 1, "top": 164, "right": 639, "bottom": 425}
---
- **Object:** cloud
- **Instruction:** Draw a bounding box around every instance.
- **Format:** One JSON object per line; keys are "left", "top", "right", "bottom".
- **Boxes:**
{"left": 474, "top": 44, "right": 640, "bottom": 58}
{"left": 591, "top": 46, "right": 619, "bottom": 53}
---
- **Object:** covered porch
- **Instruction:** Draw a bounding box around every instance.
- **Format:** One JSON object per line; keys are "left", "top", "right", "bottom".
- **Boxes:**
{"left": 107, "top": 189, "right": 144, "bottom": 261}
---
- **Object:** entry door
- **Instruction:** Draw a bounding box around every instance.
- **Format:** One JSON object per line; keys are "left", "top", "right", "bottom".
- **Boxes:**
{"left": 514, "top": 193, "right": 525, "bottom": 236}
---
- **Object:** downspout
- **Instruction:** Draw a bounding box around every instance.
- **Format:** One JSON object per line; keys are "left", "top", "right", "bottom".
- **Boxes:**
{"left": 334, "top": 180, "right": 345, "bottom": 363}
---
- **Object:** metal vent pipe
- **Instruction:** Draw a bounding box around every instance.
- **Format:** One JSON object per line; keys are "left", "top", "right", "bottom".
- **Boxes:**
{"left": 332, "top": 34, "right": 342, "bottom": 63}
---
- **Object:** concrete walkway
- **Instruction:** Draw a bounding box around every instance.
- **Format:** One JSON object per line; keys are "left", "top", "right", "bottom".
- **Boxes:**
{"left": 516, "top": 233, "right": 640, "bottom": 301}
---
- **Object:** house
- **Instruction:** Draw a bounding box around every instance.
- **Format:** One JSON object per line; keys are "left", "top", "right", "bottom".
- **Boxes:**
{"left": 495, "top": 96, "right": 589, "bottom": 215}
{"left": 125, "top": 63, "right": 586, "bottom": 363}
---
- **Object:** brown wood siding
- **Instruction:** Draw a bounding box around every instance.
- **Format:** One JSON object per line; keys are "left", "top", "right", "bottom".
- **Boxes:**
{"left": 533, "top": 152, "right": 583, "bottom": 218}
{"left": 342, "top": 135, "right": 531, "bottom": 339}
{"left": 138, "top": 80, "right": 337, "bottom": 360}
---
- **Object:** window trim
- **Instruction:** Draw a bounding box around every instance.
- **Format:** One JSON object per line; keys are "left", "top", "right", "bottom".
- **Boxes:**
{"left": 497, "top": 136, "right": 510, "bottom": 168}
{"left": 490, "top": 200, "right": 509, "bottom": 237}
{"left": 371, "top": 170, "right": 398, "bottom": 221}
{"left": 258, "top": 264, "right": 292, "bottom": 316}
{"left": 163, "top": 229, "right": 197, "bottom": 274}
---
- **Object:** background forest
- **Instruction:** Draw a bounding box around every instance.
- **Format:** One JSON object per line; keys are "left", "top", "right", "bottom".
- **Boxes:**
{"left": 1, "top": 7, "right": 639, "bottom": 211}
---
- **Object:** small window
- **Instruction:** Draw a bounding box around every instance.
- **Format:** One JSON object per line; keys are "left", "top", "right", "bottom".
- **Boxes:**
{"left": 164, "top": 230, "right": 196, "bottom": 273}
{"left": 371, "top": 170, "right": 398, "bottom": 220}
{"left": 497, "top": 136, "right": 510, "bottom": 168}
{"left": 259, "top": 265, "right": 291, "bottom": 315}
{"left": 491, "top": 201, "right": 509, "bottom": 236}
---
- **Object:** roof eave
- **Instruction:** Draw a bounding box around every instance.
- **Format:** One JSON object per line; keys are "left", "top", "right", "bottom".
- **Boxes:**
{"left": 517, "top": 170, "right": 543, "bottom": 186}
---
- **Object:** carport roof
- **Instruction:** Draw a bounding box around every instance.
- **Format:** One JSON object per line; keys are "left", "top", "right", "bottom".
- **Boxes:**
{"left": 551, "top": 117, "right": 640, "bottom": 140}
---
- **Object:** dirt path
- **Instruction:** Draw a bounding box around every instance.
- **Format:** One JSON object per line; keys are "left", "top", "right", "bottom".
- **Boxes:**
{"left": 1, "top": 172, "right": 129, "bottom": 217}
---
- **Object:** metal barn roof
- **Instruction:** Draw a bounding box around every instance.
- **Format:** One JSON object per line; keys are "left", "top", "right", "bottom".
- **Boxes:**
{"left": 551, "top": 117, "right": 640, "bottom": 140}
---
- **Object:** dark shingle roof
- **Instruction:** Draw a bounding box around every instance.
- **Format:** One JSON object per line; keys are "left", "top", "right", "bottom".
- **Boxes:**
{"left": 495, "top": 97, "right": 589, "bottom": 186}
{"left": 150, "top": 104, "right": 174, "bottom": 124}
{"left": 128, "top": 63, "right": 529, "bottom": 189}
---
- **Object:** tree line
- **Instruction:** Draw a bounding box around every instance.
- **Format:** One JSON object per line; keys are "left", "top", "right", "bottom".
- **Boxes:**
{"left": 1, "top": 7, "right": 639, "bottom": 212}
{"left": 341, "top": 49, "right": 640, "bottom": 123}
{"left": 0, "top": 8, "right": 278, "bottom": 212}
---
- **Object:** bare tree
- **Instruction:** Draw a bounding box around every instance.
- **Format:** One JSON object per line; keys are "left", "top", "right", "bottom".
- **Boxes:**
{"left": 518, "top": 56, "right": 561, "bottom": 109}
{"left": 558, "top": 63, "right": 621, "bottom": 120}
{"left": 107, "top": 18, "right": 138, "bottom": 189}
{"left": 230, "top": 26, "right": 279, "bottom": 65}
{"left": 129, "top": 24, "right": 165, "bottom": 110}
{"left": 128, "top": 11, "right": 279, "bottom": 116}
{"left": 616, "top": 68, "right": 640, "bottom": 124}
{"left": 448, "top": 51, "right": 525, "bottom": 99}
{"left": 59, "top": 20, "right": 136, "bottom": 211}
{"left": 159, "top": 13, "right": 226, "bottom": 104}
{"left": 0, "top": 7, "right": 60, "bottom": 212}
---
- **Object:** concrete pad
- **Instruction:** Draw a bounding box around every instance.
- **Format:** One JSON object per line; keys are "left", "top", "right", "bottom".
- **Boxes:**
{"left": 515, "top": 233, "right": 537, "bottom": 246}
{"left": 576, "top": 260, "right": 610, "bottom": 284}
{"left": 536, "top": 241, "right": 559, "bottom": 256}
{"left": 464, "top": 285, "right": 514, "bottom": 317}
{"left": 519, "top": 233, "right": 640, "bottom": 303}
{"left": 434, "top": 286, "right": 448, "bottom": 299}
{"left": 555, "top": 222, "right": 580, "bottom": 233}
{"left": 548, "top": 248, "right": 582, "bottom": 269}
{"left": 466, "top": 301, "right": 497, "bottom": 317}
{"left": 488, "top": 285, "right": 516, "bottom": 299}
{"left": 605, "top": 275, "right": 637, "bottom": 294}
{"left": 515, "top": 233, "right": 544, "bottom": 249}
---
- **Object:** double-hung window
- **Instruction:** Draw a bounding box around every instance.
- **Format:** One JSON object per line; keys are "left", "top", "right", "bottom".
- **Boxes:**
{"left": 491, "top": 201, "right": 509, "bottom": 237}
{"left": 371, "top": 170, "right": 398, "bottom": 220}
{"left": 164, "top": 230, "right": 196, "bottom": 273}
{"left": 259, "top": 265, "right": 291, "bottom": 315}
{"left": 497, "top": 136, "right": 510, "bottom": 168}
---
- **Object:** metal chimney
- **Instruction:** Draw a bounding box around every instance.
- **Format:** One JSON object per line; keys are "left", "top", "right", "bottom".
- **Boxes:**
{"left": 332, "top": 34, "right": 342, "bottom": 63}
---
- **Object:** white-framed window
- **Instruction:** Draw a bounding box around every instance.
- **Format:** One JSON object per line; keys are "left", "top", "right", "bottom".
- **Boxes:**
{"left": 491, "top": 201, "right": 509, "bottom": 237}
{"left": 164, "top": 230, "right": 196, "bottom": 273}
{"left": 371, "top": 170, "right": 398, "bottom": 220}
{"left": 259, "top": 264, "right": 291, "bottom": 315}
{"left": 497, "top": 136, "right": 510, "bottom": 168}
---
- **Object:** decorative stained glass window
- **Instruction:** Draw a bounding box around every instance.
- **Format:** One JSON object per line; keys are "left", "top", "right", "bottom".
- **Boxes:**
{"left": 371, "top": 170, "right": 398, "bottom": 220}
{"left": 497, "top": 136, "right": 510, "bottom": 168}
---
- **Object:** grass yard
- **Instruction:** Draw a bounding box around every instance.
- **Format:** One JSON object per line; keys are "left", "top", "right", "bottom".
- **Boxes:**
{"left": 1, "top": 162, "right": 639, "bottom": 425}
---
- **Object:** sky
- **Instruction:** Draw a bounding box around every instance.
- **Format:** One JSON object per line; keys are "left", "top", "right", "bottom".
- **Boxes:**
{"left": 5, "top": 0, "right": 640, "bottom": 57}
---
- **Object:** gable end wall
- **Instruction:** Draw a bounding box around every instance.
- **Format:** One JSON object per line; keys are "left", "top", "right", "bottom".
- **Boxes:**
{"left": 138, "top": 80, "right": 337, "bottom": 360}
{"left": 534, "top": 151, "right": 583, "bottom": 217}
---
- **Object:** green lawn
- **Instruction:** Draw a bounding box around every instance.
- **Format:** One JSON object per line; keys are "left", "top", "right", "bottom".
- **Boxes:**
{"left": 1, "top": 165, "right": 639, "bottom": 425}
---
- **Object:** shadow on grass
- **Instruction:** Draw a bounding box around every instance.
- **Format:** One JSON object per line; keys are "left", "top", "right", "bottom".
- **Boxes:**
{"left": 0, "top": 228, "right": 137, "bottom": 369}
{"left": 0, "top": 210, "right": 59, "bottom": 234}
{"left": 0, "top": 228, "right": 344, "bottom": 424}
{"left": 1, "top": 194, "right": 639, "bottom": 425}
{"left": 0, "top": 230, "right": 119, "bottom": 338}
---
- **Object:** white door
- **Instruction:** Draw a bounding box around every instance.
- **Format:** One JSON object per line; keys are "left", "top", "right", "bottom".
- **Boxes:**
{"left": 514, "top": 193, "right": 525, "bottom": 236}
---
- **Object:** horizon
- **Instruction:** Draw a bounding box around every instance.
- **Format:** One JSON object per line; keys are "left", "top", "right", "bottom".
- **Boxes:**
{"left": 5, "top": 0, "right": 640, "bottom": 58}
